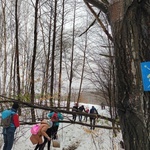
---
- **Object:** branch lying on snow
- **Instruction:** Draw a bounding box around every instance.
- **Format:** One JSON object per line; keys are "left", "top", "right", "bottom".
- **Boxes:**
{"left": 0, "top": 95, "right": 120, "bottom": 129}
{"left": 19, "top": 120, "right": 120, "bottom": 130}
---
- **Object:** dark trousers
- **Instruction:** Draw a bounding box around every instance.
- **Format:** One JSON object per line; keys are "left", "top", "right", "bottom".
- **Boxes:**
{"left": 3, "top": 127, "right": 15, "bottom": 150}
{"left": 90, "top": 118, "right": 96, "bottom": 130}
{"left": 72, "top": 114, "right": 77, "bottom": 121}
{"left": 34, "top": 144, "right": 44, "bottom": 150}
{"left": 40, "top": 125, "right": 59, "bottom": 150}
{"left": 78, "top": 115, "right": 82, "bottom": 121}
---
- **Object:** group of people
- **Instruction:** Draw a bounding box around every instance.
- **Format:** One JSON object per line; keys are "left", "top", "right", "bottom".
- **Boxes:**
{"left": 31, "top": 110, "right": 63, "bottom": 150}
{"left": 1, "top": 102, "right": 98, "bottom": 150}
{"left": 72, "top": 103, "right": 98, "bottom": 130}
{"left": 1, "top": 103, "right": 63, "bottom": 150}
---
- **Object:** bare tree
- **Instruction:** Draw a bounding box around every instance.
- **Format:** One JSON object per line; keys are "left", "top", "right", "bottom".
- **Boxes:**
{"left": 77, "top": 25, "right": 87, "bottom": 104}
{"left": 30, "top": 0, "right": 39, "bottom": 122}
{"left": 14, "top": 0, "right": 21, "bottom": 114}
{"left": 67, "top": 0, "right": 77, "bottom": 110}
{"left": 58, "top": 0, "right": 65, "bottom": 107}
{"left": 1, "top": 0, "right": 7, "bottom": 95}
{"left": 50, "top": 0, "right": 58, "bottom": 106}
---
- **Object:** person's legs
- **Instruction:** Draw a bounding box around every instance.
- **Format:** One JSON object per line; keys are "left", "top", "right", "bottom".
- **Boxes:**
{"left": 85, "top": 116, "right": 88, "bottom": 122}
{"left": 73, "top": 114, "right": 76, "bottom": 121}
{"left": 43, "top": 127, "right": 52, "bottom": 150}
{"left": 6, "top": 131, "right": 14, "bottom": 150}
{"left": 34, "top": 144, "right": 40, "bottom": 150}
{"left": 39, "top": 137, "right": 47, "bottom": 150}
{"left": 90, "top": 118, "right": 92, "bottom": 129}
{"left": 52, "top": 126, "right": 58, "bottom": 139}
{"left": 3, "top": 133, "right": 8, "bottom": 150}
{"left": 93, "top": 119, "right": 96, "bottom": 130}
{"left": 3, "top": 128, "right": 15, "bottom": 150}
{"left": 38, "top": 143, "right": 45, "bottom": 150}
{"left": 74, "top": 114, "right": 77, "bottom": 121}
{"left": 47, "top": 141, "right": 51, "bottom": 150}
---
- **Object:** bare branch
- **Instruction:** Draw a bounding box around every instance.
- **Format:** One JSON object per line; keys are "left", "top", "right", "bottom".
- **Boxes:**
{"left": 84, "top": 1, "right": 113, "bottom": 42}
{"left": 84, "top": 0, "right": 108, "bottom": 14}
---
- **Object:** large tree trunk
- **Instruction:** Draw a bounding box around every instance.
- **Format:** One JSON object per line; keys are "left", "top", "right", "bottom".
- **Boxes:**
{"left": 112, "top": 1, "right": 150, "bottom": 149}
{"left": 85, "top": 0, "right": 150, "bottom": 149}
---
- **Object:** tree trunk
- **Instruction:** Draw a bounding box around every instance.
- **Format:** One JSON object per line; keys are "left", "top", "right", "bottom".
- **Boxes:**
{"left": 1, "top": 0, "right": 7, "bottom": 95}
{"left": 15, "top": 0, "right": 21, "bottom": 115}
{"left": 77, "top": 25, "right": 87, "bottom": 104}
{"left": 85, "top": 0, "right": 150, "bottom": 149}
{"left": 30, "top": 0, "right": 39, "bottom": 122}
{"left": 67, "top": 0, "right": 76, "bottom": 110}
{"left": 111, "top": 1, "right": 150, "bottom": 149}
{"left": 50, "top": 0, "right": 57, "bottom": 107}
{"left": 58, "top": 0, "right": 65, "bottom": 107}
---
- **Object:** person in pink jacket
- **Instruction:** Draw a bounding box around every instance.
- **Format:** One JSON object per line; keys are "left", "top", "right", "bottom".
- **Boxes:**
{"left": 30, "top": 119, "right": 52, "bottom": 150}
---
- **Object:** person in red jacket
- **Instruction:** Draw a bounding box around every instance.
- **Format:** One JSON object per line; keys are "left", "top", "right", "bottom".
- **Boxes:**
{"left": 2, "top": 102, "right": 20, "bottom": 150}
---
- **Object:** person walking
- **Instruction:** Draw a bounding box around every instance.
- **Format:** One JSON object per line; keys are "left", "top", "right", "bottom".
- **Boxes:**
{"left": 1, "top": 102, "right": 20, "bottom": 150}
{"left": 89, "top": 106, "right": 98, "bottom": 130}
{"left": 84, "top": 107, "right": 89, "bottom": 122}
{"left": 72, "top": 103, "right": 78, "bottom": 121}
{"left": 40, "top": 110, "right": 63, "bottom": 150}
{"left": 78, "top": 105, "right": 85, "bottom": 122}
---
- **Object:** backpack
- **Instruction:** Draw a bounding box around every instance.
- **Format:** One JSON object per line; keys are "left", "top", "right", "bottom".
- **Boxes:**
{"left": 1, "top": 110, "right": 13, "bottom": 128}
{"left": 51, "top": 112, "right": 59, "bottom": 122}
{"left": 30, "top": 124, "right": 40, "bottom": 135}
{"left": 90, "top": 108, "right": 97, "bottom": 114}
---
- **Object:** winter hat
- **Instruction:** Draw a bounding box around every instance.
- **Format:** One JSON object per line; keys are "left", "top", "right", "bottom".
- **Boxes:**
{"left": 12, "top": 102, "right": 19, "bottom": 110}
{"left": 47, "top": 120, "right": 53, "bottom": 128}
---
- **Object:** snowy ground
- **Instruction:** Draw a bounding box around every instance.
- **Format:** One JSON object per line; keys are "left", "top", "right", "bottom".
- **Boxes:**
{"left": 0, "top": 103, "right": 123, "bottom": 150}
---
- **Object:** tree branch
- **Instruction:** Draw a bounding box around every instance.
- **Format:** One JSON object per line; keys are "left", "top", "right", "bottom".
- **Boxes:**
{"left": 84, "top": 0, "right": 108, "bottom": 14}
{"left": 84, "top": 1, "right": 113, "bottom": 42}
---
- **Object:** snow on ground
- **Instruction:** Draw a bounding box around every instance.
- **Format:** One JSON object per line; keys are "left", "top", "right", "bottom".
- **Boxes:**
{"left": 0, "top": 103, "right": 123, "bottom": 150}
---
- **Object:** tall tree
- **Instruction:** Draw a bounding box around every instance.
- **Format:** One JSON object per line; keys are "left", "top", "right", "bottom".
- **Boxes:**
{"left": 84, "top": 0, "right": 150, "bottom": 149}
{"left": 58, "top": 0, "right": 65, "bottom": 107}
{"left": 1, "top": 0, "right": 7, "bottom": 95}
{"left": 50, "top": 0, "right": 58, "bottom": 106}
{"left": 30, "top": 0, "right": 39, "bottom": 122}
{"left": 67, "top": 0, "right": 76, "bottom": 110}
{"left": 15, "top": 0, "right": 21, "bottom": 107}
{"left": 77, "top": 25, "right": 87, "bottom": 104}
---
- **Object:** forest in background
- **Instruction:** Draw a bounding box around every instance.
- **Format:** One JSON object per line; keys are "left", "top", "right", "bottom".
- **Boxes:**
{"left": 0, "top": 0, "right": 150, "bottom": 149}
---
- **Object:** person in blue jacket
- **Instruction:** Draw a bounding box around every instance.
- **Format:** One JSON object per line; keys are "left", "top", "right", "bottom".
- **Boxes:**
{"left": 1, "top": 102, "right": 20, "bottom": 150}
{"left": 40, "top": 110, "right": 63, "bottom": 150}
{"left": 47, "top": 110, "right": 63, "bottom": 139}
{"left": 90, "top": 106, "right": 98, "bottom": 130}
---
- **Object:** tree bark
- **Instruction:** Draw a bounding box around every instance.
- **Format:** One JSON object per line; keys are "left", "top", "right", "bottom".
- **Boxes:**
{"left": 58, "top": 0, "right": 65, "bottom": 107}
{"left": 67, "top": 0, "right": 76, "bottom": 110}
{"left": 85, "top": 0, "right": 150, "bottom": 149}
{"left": 114, "top": 1, "right": 150, "bottom": 149}
{"left": 15, "top": 0, "right": 21, "bottom": 115}
{"left": 30, "top": 0, "right": 39, "bottom": 122}
{"left": 50, "top": 0, "right": 57, "bottom": 107}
